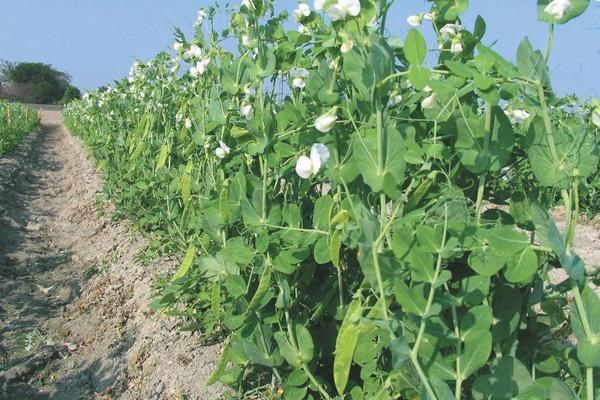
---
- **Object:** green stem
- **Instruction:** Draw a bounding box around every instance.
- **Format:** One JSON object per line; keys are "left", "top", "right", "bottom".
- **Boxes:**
{"left": 475, "top": 103, "right": 493, "bottom": 224}
{"left": 544, "top": 23, "right": 555, "bottom": 63}
{"left": 566, "top": 180, "right": 579, "bottom": 248}
{"left": 410, "top": 205, "right": 448, "bottom": 400}
{"left": 586, "top": 367, "right": 594, "bottom": 400}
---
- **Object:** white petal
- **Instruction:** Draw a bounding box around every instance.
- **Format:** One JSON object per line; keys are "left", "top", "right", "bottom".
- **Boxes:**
{"left": 310, "top": 143, "right": 330, "bottom": 174}
{"left": 544, "top": 0, "right": 571, "bottom": 18}
{"left": 421, "top": 93, "right": 438, "bottom": 109}
{"left": 314, "top": 0, "right": 324, "bottom": 11}
{"left": 340, "top": 0, "right": 361, "bottom": 16}
{"left": 219, "top": 140, "right": 231, "bottom": 154}
{"left": 215, "top": 148, "right": 226, "bottom": 159}
{"left": 340, "top": 39, "right": 354, "bottom": 53}
{"left": 450, "top": 41, "right": 463, "bottom": 54}
{"left": 315, "top": 113, "right": 337, "bottom": 133}
{"left": 292, "top": 78, "right": 306, "bottom": 89}
{"left": 327, "top": 4, "right": 345, "bottom": 20}
{"left": 295, "top": 155, "right": 314, "bottom": 179}
{"left": 407, "top": 15, "right": 422, "bottom": 27}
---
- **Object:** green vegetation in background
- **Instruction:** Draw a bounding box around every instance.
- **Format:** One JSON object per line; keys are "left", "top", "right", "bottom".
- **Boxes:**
{"left": 0, "top": 100, "right": 40, "bottom": 157}
{"left": 0, "top": 61, "right": 81, "bottom": 105}
{"left": 65, "top": 0, "right": 600, "bottom": 398}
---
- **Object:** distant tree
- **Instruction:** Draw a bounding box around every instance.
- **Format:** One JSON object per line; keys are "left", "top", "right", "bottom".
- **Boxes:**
{"left": 0, "top": 61, "right": 79, "bottom": 104}
{"left": 60, "top": 85, "right": 82, "bottom": 104}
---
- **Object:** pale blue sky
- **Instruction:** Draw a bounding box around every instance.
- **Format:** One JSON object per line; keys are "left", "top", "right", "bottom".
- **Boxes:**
{"left": 2, "top": 1, "right": 599, "bottom": 98}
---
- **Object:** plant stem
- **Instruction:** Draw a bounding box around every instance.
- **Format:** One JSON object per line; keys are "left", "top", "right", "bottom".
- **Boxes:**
{"left": 544, "top": 23, "right": 555, "bottom": 63}
{"left": 475, "top": 103, "right": 493, "bottom": 224}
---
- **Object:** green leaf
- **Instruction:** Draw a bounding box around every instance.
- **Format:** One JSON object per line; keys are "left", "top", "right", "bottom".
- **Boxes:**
{"left": 468, "top": 248, "right": 506, "bottom": 276}
{"left": 460, "top": 305, "right": 493, "bottom": 341}
{"left": 458, "top": 275, "right": 490, "bottom": 306}
{"left": 459, "top": 331, "right": 492, "bottom": 379}
{"left": 517, "top": 37, "right": 550, "bottom": 86}
{"left": 334, "top": 300, "right": 361, "bottom": 396}
{"left": 172, "top": 243, "right": 196, "bottom": 281}
{"left": 343, "top": 46, "right": 374, "bottom": 100}
{"left": 295, "top": 324, "right": 314, "bottom": 363}
{"left": 314, "top": 236, "right": 331, "bottom": 264}
{"left": 531, "top": 202, "right": 585, "bottom": 282}
{"left": 571, "top": 286, "right": 600, "bottom": 367}
{"left": 492, "top": 284, "right": 522, "bottom": 343}
{"left": 225, "top": 275, "right": 247, "bottom": 298}
{"left": 472, "top": 357, "right": 533, "bottom": 400}
{"left": 394, "top": 281, "right": 427, "bottom": 316}
{"left": 504, "top": 247, "right": 538, "bottom": 283}
{"left": 537, "top": 0, "right": 590, "bottom": 25}
{"left": 404, "top": 29, "right": 427, "bottom": 66}
{"left": 407, "top": 66, "right": 430, "bottom": 90}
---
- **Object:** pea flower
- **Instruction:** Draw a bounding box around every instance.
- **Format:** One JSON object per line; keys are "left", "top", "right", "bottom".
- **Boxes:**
{"left": 215, "top": 141, "right": 231, "bottom": 159}
{"left": 240, "top": 103, "right": 254, "bottom": 120}
{"left": 314, "top": 0, "right": 324, "bottom": 11}
{"left": 293, "top": 2, "right": 311, "bottom": 21}
{"left": 440, "top": 24, "right": 462, "bottom": 41}
{"left": 241, "top": 33, "right": 252, "bottom": 47}
{"left": 544, "top": 0, "right": 571, "bottom": 19}
{"left": 295, "top": 143, "right": 330, "bottom": 179}
{"left": 450, "top": 39, "right": 463, "bottom": 54}
{"left": 327, "top": 0, "right": 361, "bottom": 21}
{"left": 184, "top": 44, "right": 203, "bottom": 60}
{"left": 388, "top": 91, "right": 403, "bottom": 107}
{"left": 291, "top": 68, "right": 309, "bottom": 89}
{"left": 174, "top": 42, "right": 184, "bottom": 52}
{"left": 298, "top": 24, "right": 311, "bottom": 35}
{"left": 315, "top": 110, "right": 338, "bottom": 132}
{"left": 189, "top": 57, "right": 211, "bottom": 77}
{"left": 423, "top": 12, "right": 435, "bottom": 20}
{"left": 421, "top": 92, "right": 438, "bottom": 109}
{"left": 591, "top": 107, "right": 600, "bottom": 128}
{"left": 340, "top": 38, "right": 354, "bottom": 53}
{"left": 241, "top": 0, "right": 255, "bottom": 10}
{"left": 407, "top": 15, "right": 423, "bottom": 27}
{"left": 506, "top": 109, "right": 531, "bottom": 124}
{"left": 184, "top": 118, "right": 192, "bottom": 129}
{"left": 196, "top": 9, "right": 207, "bottom": 25}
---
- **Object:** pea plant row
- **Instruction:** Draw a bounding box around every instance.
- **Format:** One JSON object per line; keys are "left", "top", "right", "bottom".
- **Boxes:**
{"left": 0, "top": 101, "right": 40, "bottom": 157}
{"left": 64, "top": 1, "right": 600, "bottom": 399}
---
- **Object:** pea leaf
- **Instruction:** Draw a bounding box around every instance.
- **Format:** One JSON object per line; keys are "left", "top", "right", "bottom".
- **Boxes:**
{"left": 404, "top": 29, "right": 427, "bottom": 66}
{"left": 459, "top": 331, "right": 492, "bottom": 379}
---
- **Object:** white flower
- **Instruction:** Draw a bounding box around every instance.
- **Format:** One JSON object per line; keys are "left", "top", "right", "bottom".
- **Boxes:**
{"left": 184, "top": 44, "right": 203, "bottom": 60}
{"left": 450, "top": 39, "right": 463, "bottom": 54}
{"left": 295, "top": 143, "right": 330, "bottom": 179}
{"left": 340, "top": 38, "right": 354, "bottom": 53}
{"left": 314, "top": 0, "right": 324, "bottom": 11}
{"left": 388, "top": 91, "right": 403, "bottom": 107}
{"left": 298, "top": 24, "right": 311, "bottom": 35}
{"left": 423, "top": 12, "right": 434, "bottom": 20}
{"left": 544, "top": 0, "right": 571, "bottom": 19}
{"left": 174, "top": 42, "right": 184, "bottom": 52}
{"left": 327, "top": 0, "right": 361, "bottom": 21}
{"left": 189, "top": 57, "right": 211, "bottom": 77}
{"left": 315, "top": 111, "right": 337, "bottom": 133}
{"left": 421, "top": 93, "right": 438, "bottom": 109}
{"left": 407, "top": 15, "right": 423, "bottom": 27}
{"left": 240, "top": 103, "right": 254, "bottom": 120}
{"left": 440, "top": 24, "right": 462, "bottom": 41}
{"left": 196, "top": 9, "right": 207, "bottom": 25}
{"left": 293, "top": 3, "right": 311, "bottom": 21}
{"left": 215, "top": 141, "right": 231, "bottom": 159}
{"left": 508, "top": 109, "right": 531, "bottom": 124}
{"left": 592, "top": 107, "right": 600, "bottom": 128}
{"left": 241, "top": 0, "right": 255, "bottom": 10}
{"left": 184, "top": 118, "right": 192, "bottom": 129}
{"left": 242, "top": 33, "right": 252, "bottom": 47}
{"left": 291, "top": 68, "right": 309, "bottom": 89}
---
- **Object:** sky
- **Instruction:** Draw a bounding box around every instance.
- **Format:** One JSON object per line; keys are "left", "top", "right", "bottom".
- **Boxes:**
{"left": 2, "top": 1, "right": 599, "bottom": 98}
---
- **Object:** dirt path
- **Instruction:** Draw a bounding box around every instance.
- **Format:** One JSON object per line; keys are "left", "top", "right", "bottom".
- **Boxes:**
{"left": 0, "top": 110, "right": 222, "bottom": 400}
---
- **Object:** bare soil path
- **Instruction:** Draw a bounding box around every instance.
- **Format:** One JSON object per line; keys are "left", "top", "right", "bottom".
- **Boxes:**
{"left": 0, "top": 109, "right": 222, "bottom": 400}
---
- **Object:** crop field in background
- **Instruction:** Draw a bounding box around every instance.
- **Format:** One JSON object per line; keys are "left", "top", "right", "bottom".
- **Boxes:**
{"left": 62, "top": 0, "right": 600, "bottom": 399}
{"left": 0, "top": 101, "right": 40, "bottom": 157}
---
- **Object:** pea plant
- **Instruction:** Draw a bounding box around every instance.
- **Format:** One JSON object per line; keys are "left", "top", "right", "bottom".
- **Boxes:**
{"left": 65, "top": 0, "right": 600, "bottom": 398}
{"left": 0, "top": 100, "right": 40, "bottom": 157}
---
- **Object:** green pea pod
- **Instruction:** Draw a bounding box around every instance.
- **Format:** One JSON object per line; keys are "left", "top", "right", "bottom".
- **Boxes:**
{"left": 219, "top": 180, "right": 230, "bottom": 224}
{"left": 334, "top": 299, "right": 362, "bottom": 396}
{"left": 246, "top": 263, "right": 272, "bottom": 316}
{"left": 206, "top": 338, "right": 231, "bottom": 385}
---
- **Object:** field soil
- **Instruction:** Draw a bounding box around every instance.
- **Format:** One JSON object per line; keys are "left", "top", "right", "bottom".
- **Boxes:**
{"left": 0, "top": 109, "right": 223, "bottom": 400}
